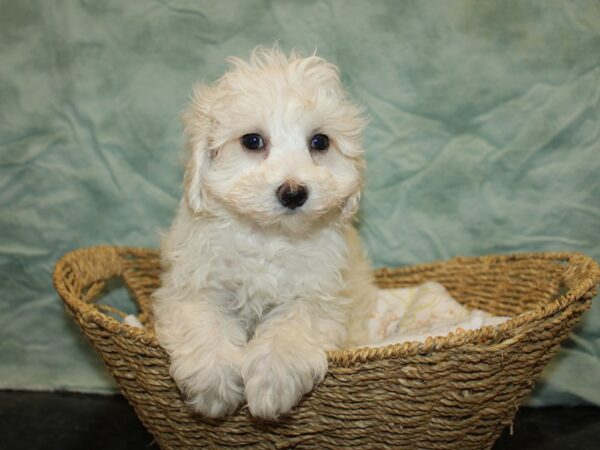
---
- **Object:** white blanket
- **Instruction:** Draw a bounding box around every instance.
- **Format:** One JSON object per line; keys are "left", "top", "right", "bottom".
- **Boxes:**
{"left": 364, "top": 282, "right": 509, "bottom": 347}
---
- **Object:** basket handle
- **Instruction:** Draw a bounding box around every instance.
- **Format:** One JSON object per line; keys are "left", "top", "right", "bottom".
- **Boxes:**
{"left": 54, "top": 246, "right": 162, "bottom": 350}
{"left": 560, "top": 253, "right": 600, "bottom": 294}
{"left": 53, "top": 246, "right": 144, "bottom": 322}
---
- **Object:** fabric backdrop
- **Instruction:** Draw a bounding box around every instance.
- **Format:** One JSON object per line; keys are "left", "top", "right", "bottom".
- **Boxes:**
{"left": 1, "top": 0, "right": 599, "bottom": 406}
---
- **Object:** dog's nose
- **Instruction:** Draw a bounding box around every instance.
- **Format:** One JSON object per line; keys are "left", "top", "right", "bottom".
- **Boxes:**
{"left": 276, "top": 182, "right": 308, "bottom": 210}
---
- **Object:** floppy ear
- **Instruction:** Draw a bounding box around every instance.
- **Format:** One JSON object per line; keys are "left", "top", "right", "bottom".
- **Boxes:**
{"left": 341, "top": 155, "right": 365, "bottom": 222}
{"left": 182, "top": 85, "right": 214, "bottom": 214}
{"left": 341, "top": 191, "right": 361, "bottom": 222}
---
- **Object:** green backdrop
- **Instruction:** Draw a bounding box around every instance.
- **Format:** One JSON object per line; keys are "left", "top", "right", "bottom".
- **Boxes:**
{"left": 1, "top": 0, "right": 599, "bottom": 405}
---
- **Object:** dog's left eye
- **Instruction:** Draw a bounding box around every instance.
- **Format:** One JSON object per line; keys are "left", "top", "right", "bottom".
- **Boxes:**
{"left": 242, "top": 133, "right": 265, "bottom": 151}
{"left": 310, "top": 134, "right": 329, "bottom": 151}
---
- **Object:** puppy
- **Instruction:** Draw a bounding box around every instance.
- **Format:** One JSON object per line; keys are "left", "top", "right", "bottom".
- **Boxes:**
{"left": 153, "top": 48, "right": 378, "bottom": 420}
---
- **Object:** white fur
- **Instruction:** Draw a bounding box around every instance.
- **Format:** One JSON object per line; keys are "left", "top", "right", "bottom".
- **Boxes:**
{"left": 153, "top": 48, "right": 378, "bottom": 420}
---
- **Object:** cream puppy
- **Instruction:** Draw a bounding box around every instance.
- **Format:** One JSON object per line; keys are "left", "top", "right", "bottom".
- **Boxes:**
{"left": 153, "top": 48, "right": 377, "bottom": 420}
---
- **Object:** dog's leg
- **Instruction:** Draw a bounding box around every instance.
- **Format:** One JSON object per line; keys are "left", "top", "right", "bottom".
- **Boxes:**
{"left": 154, "top": 297, "right": 247, "bottom": 418}
{"left": 242, "top": 301, "right": 345, "bottom": 420}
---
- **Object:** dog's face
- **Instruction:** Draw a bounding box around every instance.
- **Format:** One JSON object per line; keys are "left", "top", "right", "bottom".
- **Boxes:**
{"left": 183, "top": 49, "right": 366, "bottom": 232}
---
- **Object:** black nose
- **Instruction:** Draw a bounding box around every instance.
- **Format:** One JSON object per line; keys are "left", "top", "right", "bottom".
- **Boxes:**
{"left": 277, "top": 182, "right": 308, "bottom": 210}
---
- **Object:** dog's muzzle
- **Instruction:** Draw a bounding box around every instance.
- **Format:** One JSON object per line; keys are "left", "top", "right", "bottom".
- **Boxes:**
{"left": 277, "top": 181, "right": 308, "bottom": 210}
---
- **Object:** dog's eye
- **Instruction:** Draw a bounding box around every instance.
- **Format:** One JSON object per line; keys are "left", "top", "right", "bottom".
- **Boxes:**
{"left": 310, "top": 134, "right": 329, "bottom": 151}
{"left": 242, "top": 133, "right": 264, "bottom": 151}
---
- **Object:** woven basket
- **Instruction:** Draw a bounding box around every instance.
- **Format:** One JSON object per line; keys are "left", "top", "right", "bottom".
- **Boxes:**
{"left": 53, "top": 247, "right": 599, "bottom": 450}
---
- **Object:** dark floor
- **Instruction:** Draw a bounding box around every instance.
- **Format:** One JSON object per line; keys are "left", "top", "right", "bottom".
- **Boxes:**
{"left": 1, "top": 391, "right": 599, "bottom": 449}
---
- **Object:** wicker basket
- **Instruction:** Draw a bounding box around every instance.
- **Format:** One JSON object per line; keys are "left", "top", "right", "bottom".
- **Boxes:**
{"left": 53, "top": 246, "right": 599, "bottom": 449}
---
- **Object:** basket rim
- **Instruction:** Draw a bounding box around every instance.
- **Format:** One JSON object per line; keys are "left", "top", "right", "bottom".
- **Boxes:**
{"left": 53, "top": 245, "right": 600, "bottom": 366}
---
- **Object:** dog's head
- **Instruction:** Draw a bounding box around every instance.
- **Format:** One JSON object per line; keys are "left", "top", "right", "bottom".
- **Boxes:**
{"left": 182, "top": 48, "right": 367, "bottom": 233}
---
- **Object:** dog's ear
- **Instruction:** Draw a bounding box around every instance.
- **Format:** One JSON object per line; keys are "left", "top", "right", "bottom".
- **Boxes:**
{"left": 182, "top": 85, "right": 214, "bottom": 214}
{"left": 341, "top": 191, "right": 361, "bottom": 222}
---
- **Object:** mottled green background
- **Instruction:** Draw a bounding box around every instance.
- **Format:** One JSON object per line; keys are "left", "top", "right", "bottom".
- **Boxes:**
{"left": 1, "top": 0, "right": 599, "bottom": 405}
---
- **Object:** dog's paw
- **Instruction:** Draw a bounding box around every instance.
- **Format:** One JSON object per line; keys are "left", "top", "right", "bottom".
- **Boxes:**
{"left": 187, "top": 368, "right": 244, "bottom": 418}
{"left": 242, "top": 345, "right": 328, "bottom": 420}
{"left": 171, "top": 356, "right": 244, "bottom": 418}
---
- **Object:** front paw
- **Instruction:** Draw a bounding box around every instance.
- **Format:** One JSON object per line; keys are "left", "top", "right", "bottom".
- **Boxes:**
{"left": 171, "top": 357, "right": 244, "bottom": 418}
{"left": 242, "top": 347, "right": 328, "bottom": 420}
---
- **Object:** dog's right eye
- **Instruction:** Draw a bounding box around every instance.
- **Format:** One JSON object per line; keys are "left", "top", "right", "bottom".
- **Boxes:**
{"left": 242, "top": 134, "right": 264, "bottom": 151}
